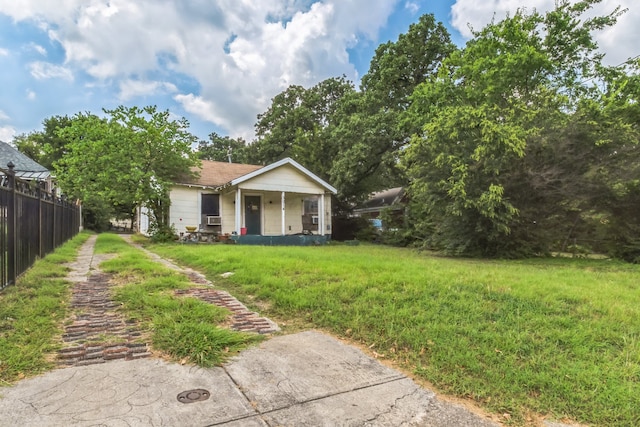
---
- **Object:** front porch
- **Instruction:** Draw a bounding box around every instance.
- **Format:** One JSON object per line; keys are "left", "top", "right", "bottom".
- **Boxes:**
{"left": 220, "top": 188, "right": 331, "bottom": 238}
{"left": 230, "top": 234, "right": 330, "bottom": 246}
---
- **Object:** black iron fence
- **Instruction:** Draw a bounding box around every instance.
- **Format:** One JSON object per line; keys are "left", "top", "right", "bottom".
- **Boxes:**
{"left": 0, "top": 163, "right": 81, "bottom": 291}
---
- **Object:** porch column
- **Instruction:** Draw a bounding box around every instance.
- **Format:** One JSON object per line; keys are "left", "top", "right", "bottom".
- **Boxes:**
{"left": 235, "top": 188, "right": 242, "bottom": 234}
{"left": 319, "top": 193, "right": 325, "bottom": 236}
{"left": 281, "top": 192, "right": 286, "bottom": 236}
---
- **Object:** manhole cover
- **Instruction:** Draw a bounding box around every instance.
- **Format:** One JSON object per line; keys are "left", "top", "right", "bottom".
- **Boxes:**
{"left": 177, "top": 389, "right": 210, "bottom": 404}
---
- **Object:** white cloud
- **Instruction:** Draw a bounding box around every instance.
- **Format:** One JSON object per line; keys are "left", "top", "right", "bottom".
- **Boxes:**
{"left": 118, "top": 79, "right": 178, "bottom": 101}
{"left": 0, "top": 110, "right": 9, "bottom": 121}
{"left": 28, "top": 42, "right": 47, "bottom": 56}
{"left": 0, "top": 126, "right": 16, "bottom": 142}
{"left": 0, "top": 47, "right": 8, "bottom": 56}
{"left": 29, "top": 61, "right": 73, "bottom": 81}
{"left": 26, "top": 90, "right": 36, "bottom": 100}
{"left": 450, "top": 0, "right": 639, "bottom": 66}
{"left": 174, "top": 93, "right": 225, "bottom": 127}
{"left": 0, "top": 0, "right": 400, "bottom": 137}
{"left": 405, "top": 1, "right": 420, "bottom": 15}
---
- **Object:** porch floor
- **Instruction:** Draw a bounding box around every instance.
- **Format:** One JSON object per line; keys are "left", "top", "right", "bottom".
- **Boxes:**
{"left": 231, "top": 234, "right": 329, "bottom": 246}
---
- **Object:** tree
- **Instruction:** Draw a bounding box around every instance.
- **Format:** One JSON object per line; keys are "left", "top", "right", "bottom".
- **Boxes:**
{"left": 196, "top": 132, "right": 251, "bottom": 164}
{"left": 328, "top": 90, "right": 405, "bottom": 205}
{"left": 13, "top": 115, "right": 73, "bottom": 169}
{"left": 580, "top": 63, "right": 640, "bottom": 260}
{"left": 329, "top": 14, "right": 456, "bottom": 206}
{"left": 403, "top": 0, "right": 633, "bottom": 257}
{"left": 361, "top": 14, "right": 455, "bottom": 110}
{"left": 251, "top": 76, "right": 355, "bottom": 182}
{"left": 250, "top": 15, "right": 455, "bottom": 211}
{"left": 55, "top": 106, "right": 199, "bottom": 233}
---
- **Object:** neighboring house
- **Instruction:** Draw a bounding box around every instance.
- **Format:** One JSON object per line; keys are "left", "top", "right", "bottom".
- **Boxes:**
{"left": 138, "top": 157, "right": 337, "bottom": 244}
{"left": 353, "top": 187, "right": 406, "bottom": 230}
{"left": 0, "top": 140, "right": 53, "bottom": 191}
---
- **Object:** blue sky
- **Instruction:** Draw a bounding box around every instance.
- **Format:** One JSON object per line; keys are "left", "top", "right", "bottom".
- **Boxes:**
{"left": 0, "top": 0, "right": 637, "bottom": 143}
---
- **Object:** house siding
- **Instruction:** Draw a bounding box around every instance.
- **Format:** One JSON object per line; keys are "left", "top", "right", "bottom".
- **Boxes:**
{"left": 323, "top": 196, "right": 332, "bottom": 235}
{"left": 221, "top": 192, "right": 236, "bottom": 234}
{"left": 169, "top": 186, "right": 226, "bottom": 232}
{"left": 168, "top": 187, "right": 332, "bottom": 237}
{"left": 170, "top": 186, "right": 199, "bottom": 232}
{"left": 259, "top": 192, "right": 308, "bottom": 235}
{"left": 238, "top": 165, "right": 322, "bottom": 194}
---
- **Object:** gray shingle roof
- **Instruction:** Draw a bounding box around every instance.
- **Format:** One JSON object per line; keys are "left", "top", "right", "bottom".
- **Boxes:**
{"left": 0, "top": 140, "right": 51, "bottom": 180}
{"left": 177, "top": 160, "right": 263, "bottom": 188}
{"left": 359, "top": 187, "right": 405, "bottom": 210}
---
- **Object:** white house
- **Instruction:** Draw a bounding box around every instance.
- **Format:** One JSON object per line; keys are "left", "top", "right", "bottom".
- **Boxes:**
{"left": 139, "top": 157, "right": 337, "bottom": 244}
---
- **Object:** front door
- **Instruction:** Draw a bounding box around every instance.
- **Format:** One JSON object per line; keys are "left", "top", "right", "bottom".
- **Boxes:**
{"left": 244, "top": 195, "right": 261, "bottom": 235}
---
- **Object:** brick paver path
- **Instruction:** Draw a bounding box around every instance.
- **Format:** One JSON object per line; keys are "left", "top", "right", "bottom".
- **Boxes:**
{"left": 174, "top": 288, "right": 278, "bottom": 334}
{"left": 57, "top": 234, "right": 279, "bottom": 367}
{"left": 57, "top": 236, "right": 151, "bottom": 367}
{"left": 120, "top": 235, "right": 279, "bottom": 335}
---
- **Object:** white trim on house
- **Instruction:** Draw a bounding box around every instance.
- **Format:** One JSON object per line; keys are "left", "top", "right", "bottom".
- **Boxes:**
{"left": 235, "top": 188, "right": 242, "bottom": 235}
{"left": 281, "top": 191, "right": 286, "bottom": 235}
{"left": 229, "top": 157, "right": 337, "bottom": 194}
{"left": 320, "top": 193, "right": 325, "bottom": 235}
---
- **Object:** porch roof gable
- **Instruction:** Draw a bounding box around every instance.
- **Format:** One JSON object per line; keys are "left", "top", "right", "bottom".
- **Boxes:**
{"left": 229, "top": 157, "right": 337, "bottom": 194}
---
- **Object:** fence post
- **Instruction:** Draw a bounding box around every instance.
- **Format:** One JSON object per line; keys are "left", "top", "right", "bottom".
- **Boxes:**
{"left": 37, "top": 183, "right": 43, "bottom": 258}
{"left": 52, "top": 188, "right": 57, "bottom": 248}
{"left": 6, "top": 162, "right": 16, "bottom": 286}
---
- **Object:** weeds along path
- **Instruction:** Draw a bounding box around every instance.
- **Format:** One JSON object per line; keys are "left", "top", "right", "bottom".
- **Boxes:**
{"left": 119, "top": 234, "right": 279, "bottom": 335}
{"left": 57, "top": 235, "right": 152, "bottom": 367}
{"left": 57, "top": 234, "right": 278, "bottom": 368}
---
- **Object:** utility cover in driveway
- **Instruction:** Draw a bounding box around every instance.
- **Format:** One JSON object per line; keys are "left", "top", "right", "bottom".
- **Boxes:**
{"left": 177, "top": 389, "right": 210, "bottom": 403}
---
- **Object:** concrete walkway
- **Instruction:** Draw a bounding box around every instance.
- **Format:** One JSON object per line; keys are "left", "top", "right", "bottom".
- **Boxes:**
{"left": 0, "top": 234, "right": 502, "bottom": 426}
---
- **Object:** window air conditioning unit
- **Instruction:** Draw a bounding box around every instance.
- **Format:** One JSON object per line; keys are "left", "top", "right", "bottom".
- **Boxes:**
{"left": 207, "top": 216, "right": 221, "bottom": 226}
{"left": 312, "top": 215, "right": 319, "bottom": 225}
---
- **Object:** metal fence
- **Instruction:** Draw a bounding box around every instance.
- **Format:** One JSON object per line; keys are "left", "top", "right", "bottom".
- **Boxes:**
{"left": 0, "top": 163, "right": 81, "bottom": 291}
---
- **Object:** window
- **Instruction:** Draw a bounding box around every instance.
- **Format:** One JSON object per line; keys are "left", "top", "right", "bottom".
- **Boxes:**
{"left": 302, "top": 196, "right": 319, "bottom": 232}
{"left": 201, "top": 194, "right": 220, "bottom": 216}
{"left": 303, "top": 196, "right": 318, "bottom": 215}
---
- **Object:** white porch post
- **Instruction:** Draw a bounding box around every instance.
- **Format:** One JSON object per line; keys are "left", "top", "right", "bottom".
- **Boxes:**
{"left": 281, "top": 192, "right": 286, "bottom": 236}
{"left": 319, "top": 193, "right": 325, "bottom": 236}
{"left": 235, "top": 188, "right": 242, "bottom": 234}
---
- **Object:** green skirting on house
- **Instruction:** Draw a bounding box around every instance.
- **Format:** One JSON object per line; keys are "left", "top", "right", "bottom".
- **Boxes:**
{"left": 230, "top": 234, "right": 330, "bottom": 246}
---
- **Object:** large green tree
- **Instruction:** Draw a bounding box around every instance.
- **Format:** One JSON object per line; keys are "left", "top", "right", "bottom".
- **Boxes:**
{"left": 55, "top": 106, "right": 199, "bottom": 233}
{"left": 250, "top": 15, "right": 455, "bottom": 209}
{"left": 329, "top": 14, "right": 456, "bottom": 205}
{"left": 403, "top": 0, "right": 635, "bottom": 257}
{"left": 13, "top": 115, "right": 73, "bottom": 170}
{"left": 582, "top": 63, "right": 640, "bottom": 260}
{"left": 196, "top": 132, "right": 251, "bottom": 164}
{"left": 251, "top": 76, "right": 355, "bottom": 182}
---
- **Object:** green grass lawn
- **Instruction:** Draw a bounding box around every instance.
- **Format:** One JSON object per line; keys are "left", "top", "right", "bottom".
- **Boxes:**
{"left": 0, "top": 232, "right": 90, "bottom": 385}
{"left": 146, "top": 241, "right": 640, "bottom": 426}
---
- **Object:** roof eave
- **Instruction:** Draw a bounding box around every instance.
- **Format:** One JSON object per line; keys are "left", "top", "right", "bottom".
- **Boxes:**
{"left": 230, "top": 157, "right": 337, "bottom": 194}
{"left": 174, "top": 182, "right": 218, "bottom": 190}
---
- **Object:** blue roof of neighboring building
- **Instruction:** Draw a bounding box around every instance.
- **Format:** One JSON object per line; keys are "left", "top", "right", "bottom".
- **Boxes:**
{"left": 0, "top": 140, "right": 51, "bottom": 180}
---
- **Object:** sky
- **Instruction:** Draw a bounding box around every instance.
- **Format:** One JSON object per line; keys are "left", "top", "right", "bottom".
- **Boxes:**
{"left": 0, "top": 0, "right": 638, "bottom": 144}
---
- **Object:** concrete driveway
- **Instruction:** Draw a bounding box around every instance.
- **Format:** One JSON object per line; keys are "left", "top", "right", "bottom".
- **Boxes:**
{"left": 0, "top": 330, "right": 499, "bottom": 426}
